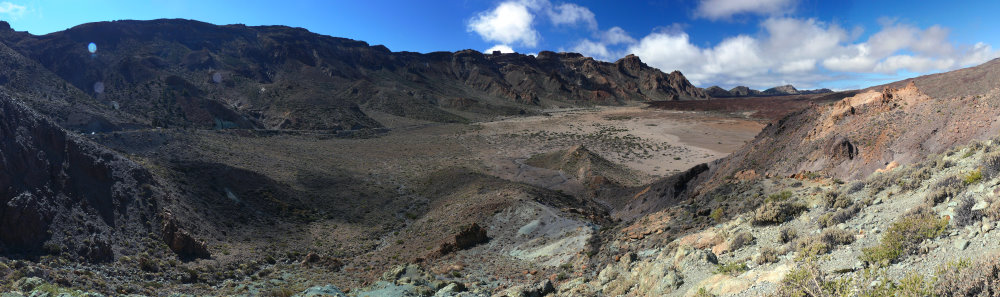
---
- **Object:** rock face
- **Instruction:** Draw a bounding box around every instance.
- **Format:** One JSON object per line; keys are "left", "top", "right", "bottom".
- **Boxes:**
{"left": 0, "top": 19, "right": 707, "bottom": 132}
{"left": 0, "top": 93, "right": 182, "bottom": 260}
{"left": 437, "top": 223, "right": 489, "bottom": 255}
{"left": 162, "top": 214, "right": 211, "bottom": 259}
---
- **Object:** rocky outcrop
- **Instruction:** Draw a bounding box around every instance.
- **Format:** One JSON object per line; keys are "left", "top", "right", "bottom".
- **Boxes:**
{"left": 437, "top": 223, "right": 489, "bottom": 256}
{"left": 162, "top": 214, "right": 211, "bottom": 260}
{"left": 0, "top": 93, "right": 171, "bottom": 260}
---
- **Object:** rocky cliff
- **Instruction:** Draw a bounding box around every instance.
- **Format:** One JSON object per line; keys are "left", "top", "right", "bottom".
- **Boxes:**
{"left": 0, "top": 92, "right": 209, "bottom": 261}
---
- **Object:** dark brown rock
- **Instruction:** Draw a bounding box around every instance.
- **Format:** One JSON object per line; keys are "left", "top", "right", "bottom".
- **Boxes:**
{"left": 162, "top": 215, "right": 211, "bottom": 260}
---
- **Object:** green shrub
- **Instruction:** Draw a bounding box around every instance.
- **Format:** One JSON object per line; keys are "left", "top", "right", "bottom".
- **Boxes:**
{"left": 710, "top": 208, "right": 725, "bottom": 223}
{"left": 860, "top": 208, "right": 948, "bottom": 266}
{"left": 765, "top": 191, "right": 793, "bottom": 203}
{"left": 715, "top": 261, "right": 748, "bottom": 276}
{"left": 963, "top": 169, "right": 983, "bottom": 185}
{"left": 693, "top": 287, "right": 716, "bottom": 297}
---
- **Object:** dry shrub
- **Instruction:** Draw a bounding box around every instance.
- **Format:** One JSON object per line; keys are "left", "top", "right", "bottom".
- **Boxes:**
{"left": 751, "top": 201, "right": 807, "bottom": 226}
{"left": 982, "top": 152, "right": 1000, "bottom": 180}
{"left": 953, "top": 195, "right": 983, "bottom": 227}
{"left": 934, "top": 257, "right": 1000, "bottom": 297}
{"left": 778, "top": 227, "right": 797, "bottom": 244}
{"left": 822, "top": 191, "right": 852, "bottom": 209}
{"left": 792, "top": 228, "right": 854, "bottom": 259}
{"left": 818, "top": 203, "right": 863, "bottom": 228}
{"left": 756, "top": 247, "right": 780, "bottom": 265}
{"left": 729, "top": 231, "right": 754, "bottom": 251}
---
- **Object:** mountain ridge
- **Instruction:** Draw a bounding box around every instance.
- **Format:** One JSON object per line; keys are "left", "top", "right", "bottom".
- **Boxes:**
{"left": 0, "top": 19, "right": 707, "bottom": 133}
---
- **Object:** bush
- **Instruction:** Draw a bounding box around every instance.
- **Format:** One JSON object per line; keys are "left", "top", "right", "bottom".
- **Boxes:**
{"left": 752, "top": 201, "right": 807, "bottom": 226}
{"left": 710, "top": 208, "right": 725, "bottom": 223}
{"left": 715, "top": 261, "right": 748, "bottom": 276}
{"left": 778, "top": 227, "right": 797, "bottom": 244}
{"left": 935, "top": 175, "right": 962, "bottom": 191}
{"left": 822, "top": 191, "right": 852, "bottom": 209}
{"left": 693, "top": 287, "right": 716, "bottom": 297}
{"left": 846, "top": 181, "right": 865, "bottom": 194}
{"left": 933, "top": 257, "right": 1000, "bottom": 296}
{"left": 953, "top": 195, "right": 982, "bottom": 227}
{"left": 793, "top": 228, "right": 855, "bottom": 260}
{"left": 981, "top": 152, "right": 1000, "bottom": 179}
{"left": 924, "top": 188, "right": 954, "bottom": 206}
{"left": 765, "top": 191, "right": 793, "bottom": 203}
{"left": 963, "top": 169, "right": 983, "bottom": 185}
{"left": 820, "top": 228, "right": 856, "bottom": 246}
{"left": 756, "top": 247, "right": 780, "bottom": 265}
{"left": 729, "top": 231, "right": 754, "bottom": 251}
{"left": 860, "top": 208, "right": 948, "bottom": 266}
{"left": 817, "top": 203, "right": 863, "bottom": 228}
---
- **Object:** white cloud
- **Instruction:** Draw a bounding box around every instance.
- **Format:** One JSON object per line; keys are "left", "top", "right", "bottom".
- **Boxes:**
{"left": 485, "top": 44, "right": 515, "bottom": 54}
{"left": 601, "top": 27, "right": 635, "bottom": 45}
{"left": 467, "top": 1, "right": 540, "bottom": 47}
{"left": 695, "top": 0, "right": 796, "bottom": 20}
{"left": 622, "top": 16, "right": 999, "bottom": 88}
{"left": 467, "top": 1, "right": 1000, "bottom": 89}
{"left": 960, "top": 42, "right": 1000, "bottom": 67}
{"left": 570, "top": 39, "right": 611, "bottom": 60}
{"left": 627, "top": 32, "right": 703, "bottom": 78}
{"left": 548, "top": 3, "right": 596, "bottom": 30}
{"left": 873, "top": 55, "right": 955, "bottom": 73}
{"left": 0, "top": 2, "right": 26, "bottom": 19}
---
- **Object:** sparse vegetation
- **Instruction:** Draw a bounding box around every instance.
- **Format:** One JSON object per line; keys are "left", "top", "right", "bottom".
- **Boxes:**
{"left": 710, "top": 207, "right": 725, "bottom": 223}
{"left": 778, "top": 227, "right": 798, "bottom": 244}
{"left": 729, "top": 231, "right": 754, "bottom": 251}
{"left": 953, "top": 195, "right": 982, "bottom": 227}
{"left": 860, "top": 208, "right": 948, "bottom": 266}
{"left": 752, "top": 200, "right": 807, "bottom": 226}
{"left": 756, "top": 247, "right": 780, "bottom": 265}
{"left": 963, "top": 168, "right": 983, "bottom": 185}
{"left": 715, "top": 261, "right": 748, "bottom": 275}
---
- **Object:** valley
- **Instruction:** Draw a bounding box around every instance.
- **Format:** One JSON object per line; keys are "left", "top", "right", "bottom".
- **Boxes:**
{"left": 2, "top": 17, "right": 1000, "bottom": 297}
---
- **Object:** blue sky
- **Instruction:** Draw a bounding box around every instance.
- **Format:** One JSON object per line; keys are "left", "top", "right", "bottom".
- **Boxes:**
{"left": 1, "top": 0, "right": 999, "bottom": 90}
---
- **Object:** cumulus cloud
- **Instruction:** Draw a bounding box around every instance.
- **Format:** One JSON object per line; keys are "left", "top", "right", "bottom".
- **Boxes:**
{"left": 695, "top": 0, "right": 796, "bottom": 20}
{"left": 623, "top": 17, "right": 1000, "bottom": 88}
{"left": 468, "top": 0, "right": 601, "bottom": 49}
{"left": 485, "top": 44, "right": 515, "bottom": 54}
{"left": 0, "top": 1, "right": 26, "bottom": 19}
{"left": 468, "top": 0, "right": 1000, "bottom": 88}
{"left": 568, "top": 27, "right": 636, "bottom": 61}
{"left": 468, "top": 1, "right": 540, "bottom": 47}
{"left": 548, "top": 3, "right": 597, "bottom": 29}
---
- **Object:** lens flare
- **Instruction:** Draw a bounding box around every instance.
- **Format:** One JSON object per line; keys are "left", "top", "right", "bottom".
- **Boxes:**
{"left": 212, "top": 72, "right": 222, "bottom": 83}
{"left": 88, "top": 42, "right": 97, "bottom": 54}
{"left": 93, "top": 82, "right": 104, "bottom": 94}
